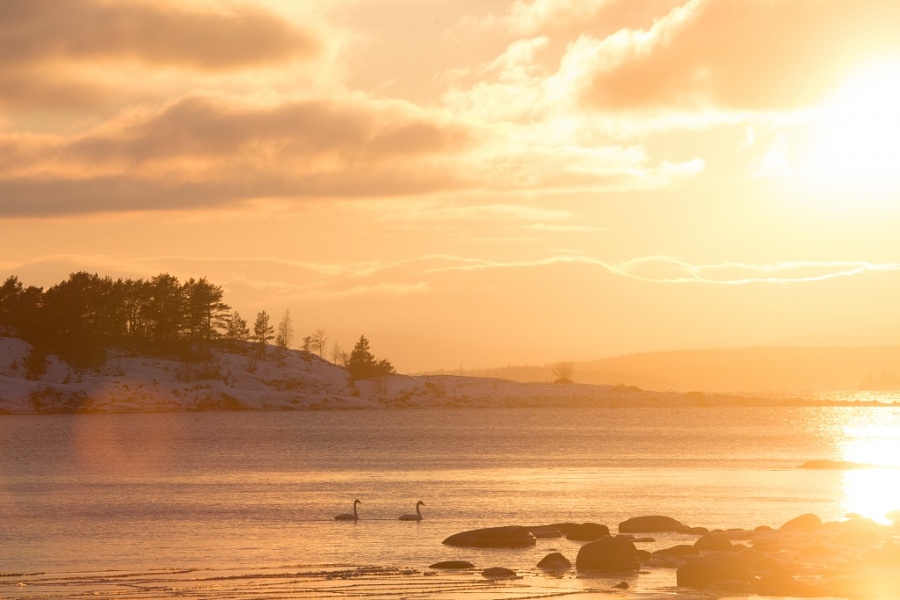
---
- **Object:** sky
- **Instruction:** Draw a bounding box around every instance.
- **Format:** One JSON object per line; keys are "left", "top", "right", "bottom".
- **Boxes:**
{"left": 2, "top": 0, "right": 900, "bottom": 372}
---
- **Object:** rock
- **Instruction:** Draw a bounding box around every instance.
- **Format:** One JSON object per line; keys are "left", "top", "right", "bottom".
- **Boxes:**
{"left": 528, "top": 526, "right": 563, "bottom": 538}
{"left": 676, "top": 552, "right": 752, "bottom": 588}
{"left": 752, "top": 537, "right": 781, "bottom": 552}
{"left": 612, "top": 581, "right": 629, "bottom": 589}
{"left": 537, "top": 552, "right": 571, "bottom": 570}
{"left": 443, "top": 526, "right": 536, "bottom": 548}
{"left": 677, "top": 526, "right": 710, "bottom": 535}
{"left": 429, "top": 560, "right": 475, "bottom": 569}
{"left": 481, "top": 567, "right": 517, "bottom": 579}
{"left": 799, "top": 459, "right": 871, "bottom": 470}
{"left": 694, "top": 532, "right": 733, "bottom": 552}
{"left": 724, "top": 528, "right": 753, "bottom": 540}
{"left": 779, "top": 513, "right": 822, "bottom": 531}
{"left": 565, "top": 522, "right": 610, "bottom": 541}
{"left": 653, "top": 544, "right": 700, "bottom": 557}
{"left": 575, "top": 535, "right": 640, "bottom": 572}
{"left": 618, "top": 515, "right": 685, "bottom": 533}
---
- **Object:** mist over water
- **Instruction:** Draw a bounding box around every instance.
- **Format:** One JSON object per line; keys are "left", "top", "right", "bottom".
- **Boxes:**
{"left": 2, "top": 406, "right": 899, "bottom": 597}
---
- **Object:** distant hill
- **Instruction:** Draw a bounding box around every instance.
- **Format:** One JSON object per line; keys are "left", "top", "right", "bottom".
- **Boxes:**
{"left": 447, "top": 346, "right": 900, "bottom": 393}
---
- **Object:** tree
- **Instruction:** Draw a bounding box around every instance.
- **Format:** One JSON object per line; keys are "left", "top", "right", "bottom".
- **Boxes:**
{"left": 253, "top": 310, "right": 274, "bottom": 357}
{"left": 346, "top": 335, "right": 394, "bottom": 380}
{"left": 551, "top": 361, "right": 575, "bottom": 384}
{"left": 225, "top": 310, "right": 249, "bottom": 343}
{"left": 311, "top": 328, "right": 327, "bottom": 357}
{"left": 331, "top": 340, "right": 348, "bottom": 366}
{"left": 183, "top": 277, "right": 230, "bottom": 343}
{"left": 145, "top": 273, "right": 184, "bottom": 348}
{"left": 275, "top": 309, "right": 293, "bottom": 349}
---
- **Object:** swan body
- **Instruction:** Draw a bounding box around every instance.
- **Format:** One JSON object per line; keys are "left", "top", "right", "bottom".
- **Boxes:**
{"left": 399, "top": 500, "right": 425, "bottom": 521}
{"left": 335, "top": 499, "right": 361, "bottom": 521}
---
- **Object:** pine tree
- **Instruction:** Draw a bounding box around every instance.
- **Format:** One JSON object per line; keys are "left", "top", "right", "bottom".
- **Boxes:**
{"left": 253, "top": 310, "right": 274, "bottom": 358}
{"left": 346, "top": 335, "right": 394, "bottom": 380}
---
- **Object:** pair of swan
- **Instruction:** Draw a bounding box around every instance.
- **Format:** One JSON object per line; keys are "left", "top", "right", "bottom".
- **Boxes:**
{"left": 334, "top": 499, "right": 425, "bottom": 521}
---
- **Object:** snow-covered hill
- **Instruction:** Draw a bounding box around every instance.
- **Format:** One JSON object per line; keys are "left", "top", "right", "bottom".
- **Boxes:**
{"left": 0, "top": 336, "right": 737, "bottom": 413}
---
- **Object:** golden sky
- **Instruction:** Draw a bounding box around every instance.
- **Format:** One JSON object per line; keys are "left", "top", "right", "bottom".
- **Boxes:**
{"left": 2, "top": 0, "right": 900, "bottom": 371}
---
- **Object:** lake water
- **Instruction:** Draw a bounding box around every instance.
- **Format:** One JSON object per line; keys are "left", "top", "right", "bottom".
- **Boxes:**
{"left": 2, "top": 406, "right": 900, "bottom": 598}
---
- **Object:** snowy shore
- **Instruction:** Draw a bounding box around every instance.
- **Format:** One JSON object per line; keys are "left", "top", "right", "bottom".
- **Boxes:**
{"left": 0, "top": 336, "right": 869, "bottom": 414}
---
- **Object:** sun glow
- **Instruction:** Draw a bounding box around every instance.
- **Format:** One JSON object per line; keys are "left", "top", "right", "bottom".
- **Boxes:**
{"left": 839, "top": 418, "right": 900, "bottom": 524}
{"left": 795, "top": 59, "right": 900, "bottom": 210}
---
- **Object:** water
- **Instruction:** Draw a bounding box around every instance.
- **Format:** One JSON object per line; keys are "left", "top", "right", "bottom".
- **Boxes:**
{"left": 1, "top": 406, "right": 900, "bottom": 598}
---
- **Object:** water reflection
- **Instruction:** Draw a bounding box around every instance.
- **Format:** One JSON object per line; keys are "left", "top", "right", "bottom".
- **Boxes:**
{"left": 838, "top": 407, "right": 900, "bottom": 523}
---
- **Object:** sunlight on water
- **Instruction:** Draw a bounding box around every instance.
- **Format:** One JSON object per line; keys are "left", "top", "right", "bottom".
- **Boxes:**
{"left": 836, "top": 408, "right": 900, "bottom": 523}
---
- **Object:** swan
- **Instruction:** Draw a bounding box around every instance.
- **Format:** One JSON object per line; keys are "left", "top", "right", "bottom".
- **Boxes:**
{"left": 334, "top": 499, "right": 361, "bottom": 521}
{"left": 398, "top": 500, "right": 425, "bottom": 521}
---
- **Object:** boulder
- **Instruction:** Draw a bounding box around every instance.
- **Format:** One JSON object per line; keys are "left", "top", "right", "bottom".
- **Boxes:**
{"left": 752, "top": 537, "right": 781, "bottom": 552}
{"left": 429, "top": 560, "right": 474, "bottom": 569}
{"left": 653, "top": 544, "right": 700, "bottom": 558}
{"left": 575, "top": 535, "right": 640, "bottom": 572}
{"left": 537, "top": 552, "right": 571, "bottom": 570}
{"left": 481, "top": 567, "right": 517, "bottom": 579}
{"left": 676, "top": 552, "right": 753, "bottom": 588}
{"left": 442, "top": 526, "right": 536, "bottom": 548}
{"left": 618, "top": 515, "right": 685, "bottom": 533}
{"left": 565, "top": 522, "right": 610, "bottom": 541}
{"left": 779, "top": 513, "right": 822, "bottom": 531}
{"left": 694, "top": 532, "right": 733, "bottom": 552}
{"left": 677, "top": 526, "right": 710, "bottom": 535}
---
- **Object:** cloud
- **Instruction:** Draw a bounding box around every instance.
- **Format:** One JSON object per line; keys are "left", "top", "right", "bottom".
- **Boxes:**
{"left": 0, "top": 94, "right": 476, "bottom": 217}
{"left": 0, "top": 0, "right": 321, "bottom": 111}
{"left": 0, "top": 0, "right": 316, "bottom": 70}
{"left": 611, "top": 257, "right": 900, "bottom": 284}
{"left": 508, "top": 0, "right": 683, "bottom": 38}
{"left": 573, "top": 0, "right": 900, "bottom": 111}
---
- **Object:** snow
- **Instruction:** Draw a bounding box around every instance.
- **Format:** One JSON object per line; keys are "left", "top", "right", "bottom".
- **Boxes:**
{"left": 0, "top": 336, "right": 703, "bottom": 413}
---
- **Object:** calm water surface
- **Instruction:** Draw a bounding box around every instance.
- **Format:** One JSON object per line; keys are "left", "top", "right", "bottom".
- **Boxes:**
{"left": 2, "top": 406, "right": 899, "bottom": 598}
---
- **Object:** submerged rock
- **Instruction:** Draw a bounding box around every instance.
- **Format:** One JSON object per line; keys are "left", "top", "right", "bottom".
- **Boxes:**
{"left": 799, "top": 459, "right": 872, "bottom": 470}
{"left": 653, "top": 544, "right": 700, "bottom": 557}
{"left": 564, "top": 522, "right": 610, "bottom": 541}
{"left": 619, "top": 515, "right": 685, "bottom": 533}
{"left": 528, "top": 525, "right": 563, "bottom": 538}
{"left": 442, "top": 526, "right": 536, "bottom": 548}
{"left": 575, "top": 535, "right": 640, "bottom": 572}
{"left": 481, "top": 567, "right": 517, "bottom": 578}
{"left": 429, "top": 561, "right": 474, "bottom": 569}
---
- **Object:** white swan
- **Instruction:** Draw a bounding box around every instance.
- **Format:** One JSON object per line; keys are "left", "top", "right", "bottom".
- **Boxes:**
{"left": 334, "top": 499, "right": 361, "bottom": 521}
{"left": 398, "top": 500, "right": 425, "bottom": 521}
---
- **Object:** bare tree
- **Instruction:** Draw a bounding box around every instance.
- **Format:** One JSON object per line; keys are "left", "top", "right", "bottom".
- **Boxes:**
{"left": 331, "top": 340, "right": 348, "bottom": 366}
{"left": 551, "top": 361, "right": 575, "bottom": 384}
{"left": 311, "top": 328, "right": 327, "bottom": 357}
{"left": 275, "top": 309, "right": 293, "bottom": 350}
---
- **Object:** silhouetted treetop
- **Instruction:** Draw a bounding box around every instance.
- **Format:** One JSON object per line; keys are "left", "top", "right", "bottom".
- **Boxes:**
{"left": 347, "top": 335, "right": 394, "bottom": 380}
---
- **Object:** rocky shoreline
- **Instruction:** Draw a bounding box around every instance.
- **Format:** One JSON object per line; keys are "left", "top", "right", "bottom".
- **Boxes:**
{"left": 434, "top": 513, "right": 900, "bottom": 597}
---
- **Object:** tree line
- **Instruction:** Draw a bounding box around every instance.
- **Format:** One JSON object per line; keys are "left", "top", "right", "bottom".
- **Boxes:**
{"left": 0, "top": 272, "right": 393, "bottom": 379}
